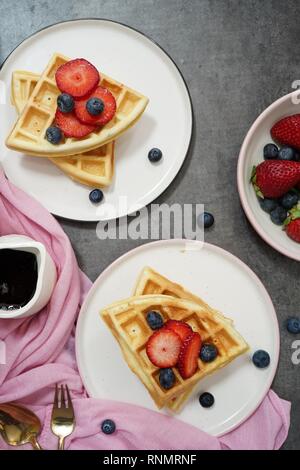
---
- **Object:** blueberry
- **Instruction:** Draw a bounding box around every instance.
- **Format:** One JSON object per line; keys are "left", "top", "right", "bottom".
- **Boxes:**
{"left": 57, "top": 93, "right": 74, "bottom": 113}
{"left": 101, "top": 419, "right": 116, "bottom": 435}
{"left": 146, "top": 310, "right": 164, "bottom": 330}
{"left": 270, "top": 206, "right": 287, "bottom": 225}
{"left": 148, "top": 148, "right": 163, "bottom": 162}
{"left": 198, "top": 212, "right": 215, "bottom": 229}
{"left": 286, "top": 317, "right": 300, "bottom": 334}
{"left": 279, "top": 191, "right": 299, "bottom": 210}
{"left": 159, "top": 368, "right": 175, "bottom": 389}
{"left": 89, "top": 189, "right": 104, "bottom": 204}
{"left": 199, "top": 392, "right": 214, "bottom": 408}
{"left": 259, "top": 197, "right": 278, "bottom": 214}
{"left": 263, "top": 143, "right": 278, "bottom": 160}
{"left": 252, "top": 350, "right": 270, "bottom": 368}
{"left": 45, "top": 126, "right": 62, "bottom": 145}
{"left": 199, "top": 343, "right": 218, "bottom": 362}
{"left": 278, "top": 146, "right": 295, "bottom": 161}
{"left": 86, "top": 98, "right": 104, "bottom": 116}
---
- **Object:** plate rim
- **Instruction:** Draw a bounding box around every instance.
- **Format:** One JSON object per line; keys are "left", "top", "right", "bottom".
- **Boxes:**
{"left": 0, "top": 18, "right": 194, "bottom": 222}
{"left": 75, "top": 239, "right": 280, "bottom": 437}
{"left": 237, "top": 90, "right": 300, "bottom": 261}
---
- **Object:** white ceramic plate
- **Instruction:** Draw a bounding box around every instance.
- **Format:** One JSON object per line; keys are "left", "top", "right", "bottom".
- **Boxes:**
{"left": 76, "top": 240, "right": 279, "bottom": 436}
{"left": 0, "top": 19, "right": 192, "bottom": 221}
{"left": 238, "top": 91, "right": 300, "bottom": 261}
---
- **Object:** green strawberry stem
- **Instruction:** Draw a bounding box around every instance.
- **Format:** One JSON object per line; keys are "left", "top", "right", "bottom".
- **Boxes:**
{"left": 291, "top": 209, "right": 300, "bottom": 219}
{"left": 250, "top": 165, "right": 264, "bottom": 199}
{"left": 250, "top": 165, "right": 257, "bottom": 182}
{"left": 283, "top": 208, "right": 300, "bottom": 228}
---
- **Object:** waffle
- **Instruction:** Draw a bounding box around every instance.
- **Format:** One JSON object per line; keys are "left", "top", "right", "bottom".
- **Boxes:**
{"left": 101, "top": 291, "right": 249, "bottom": 411}
{"left": 10, "top": 70, "right": 39, "bottom": 114}
{"left": 134, "top": 267, "right": 235, "bottom": 411}
{"left": 6, "top": 53, "right": 149, "bottom": 157}
{"left": 11, "top": 70, "right": 114, "bottom": 187}
{"left": 134, "top": 266, "right": 234, "bottom": 323}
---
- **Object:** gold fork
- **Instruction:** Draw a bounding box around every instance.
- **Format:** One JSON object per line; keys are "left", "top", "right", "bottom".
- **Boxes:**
{"left": 51, "top": 384, "right": 75, "bottom": 450}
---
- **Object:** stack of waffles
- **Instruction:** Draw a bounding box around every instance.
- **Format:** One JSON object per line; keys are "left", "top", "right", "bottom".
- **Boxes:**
{"left": 7, "top": 53, "right": 149, "bottom": 188}
{"left": 101, "top": 267, "right": 249, "bottom": 412}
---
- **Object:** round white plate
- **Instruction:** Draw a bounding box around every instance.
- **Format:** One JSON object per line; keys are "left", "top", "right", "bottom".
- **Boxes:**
{"left": 0, "top": 19, "right": 192, "bottom": 221}
{"left": 76, "top": 240, "right": 279, "bottom": 436}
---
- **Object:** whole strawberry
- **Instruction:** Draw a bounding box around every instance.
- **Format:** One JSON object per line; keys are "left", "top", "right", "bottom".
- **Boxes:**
{"left": 285, "top": 209, "right": 300, "bottom": 243}
{"left": 252, "top": 160, "right": 300, "bottom": 198}
{"left": 271, "top": 114, "right": 300, "bottom": 149}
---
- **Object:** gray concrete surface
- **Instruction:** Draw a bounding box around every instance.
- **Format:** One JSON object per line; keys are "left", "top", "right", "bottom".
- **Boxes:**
{"left": 0, "top": 0, "right": 299, "bottom": 450}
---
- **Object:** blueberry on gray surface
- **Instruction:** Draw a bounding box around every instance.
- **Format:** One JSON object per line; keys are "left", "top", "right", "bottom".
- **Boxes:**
{"left": 263, "top": 143, "right": 278, "bottom": 160}
{"left": 101, "top": 419, "right": 116, "bottom": 435}
{"left": 86, "top": 97, "right": 105, "bottom": 116}
{"left": 198, "top": 211, "right": 215, "bottom": 229}
{"left": 89, "top": 189, "right": 104, "bottom": 204}
{"left": 200, "top": 343, "right": 218, "bottom": 362}
{"left": 45, "top": 126, "right": 62, "bottom": 144}
{"left": 159, "top": 368, "right": 175, "bottom": 389}
{"left": 57, "top": 93, "right": 74, "bottom": 113}
{"left": 270, "top": 206, "right": 287, "bottom": 225}
{"left": 278, "top": 146, "right": 295, "bottom": 161}
{"left": 252, "top": 350, "right": 270, "bottom": 368}
{"left": 199, "top": 392, "right": 215, "bottom": 408}
{"left": 148, "top": 148, "right": 163, "bottom": 162}
{"left": 286, "top": 317, "right": 300, "bottom": 334}
{"left": 146, "top": 310, "right": 164, "bottom": 330}
{"left": 259, "top": 197, "right": 278, "bottom": 214}
{"left": 279, "top": 192, "right": 299, "bottom": 210}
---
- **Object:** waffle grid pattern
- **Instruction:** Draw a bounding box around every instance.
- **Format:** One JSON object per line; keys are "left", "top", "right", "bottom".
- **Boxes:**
{"left": 11, "top": 70, "right": 115, "bottom": 187}
{"left": 7, "top": 53, "right": 149, "bottom": 157}
{"left": 101, "top": 290, "right": 249, "bottom": 410}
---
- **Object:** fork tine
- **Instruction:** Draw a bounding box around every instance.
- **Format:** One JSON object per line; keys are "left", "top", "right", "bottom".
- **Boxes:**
{"left": 65, "top": 384, "right": 74, "bottom": 411}
{"left": 54, "top": 383, "right": 59, "bottom": 408}
{"left": 60, "top": 384, "right": 66, "bottom": 408}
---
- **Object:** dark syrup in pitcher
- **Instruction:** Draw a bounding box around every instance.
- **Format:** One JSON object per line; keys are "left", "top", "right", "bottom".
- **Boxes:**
{"left": 0, "top": 249, "right": 38, "bottom": 311}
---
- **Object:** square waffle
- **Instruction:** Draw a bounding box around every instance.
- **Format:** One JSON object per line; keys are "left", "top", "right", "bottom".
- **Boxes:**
{"left": 11, "top": 70, "right": 114, "bottom": 187}
{"left": 101, "top": 280, "right": 249, "bottom": 411}
{"left": 134, "top": 267, "right": 236, "bottom": 411}
{"left": 6, "top": 53, "right": 149, "bottom": 157}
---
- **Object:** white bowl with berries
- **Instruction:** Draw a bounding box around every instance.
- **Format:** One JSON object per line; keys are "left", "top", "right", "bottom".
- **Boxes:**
{"left": 238, "top": 91, "right": 300, "bottom": 261}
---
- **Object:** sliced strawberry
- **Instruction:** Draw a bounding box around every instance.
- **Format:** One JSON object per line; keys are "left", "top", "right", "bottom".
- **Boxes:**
{"left": 146, "top": 328, "right": 182, "bottom": 368}
{"left": 178, "top": 332, "right": 202, "bottom": 379}
{"left": 55, "top": 109, "right": 96, "bottom": 138}
{"left": 55, "top": 59, "right": 100, "bottom": 99}
{"left": 74, "top": 86, "right": 116, "bottom": 126}
{"left": 165, "top": 320, "right": 193, "bottom": 342}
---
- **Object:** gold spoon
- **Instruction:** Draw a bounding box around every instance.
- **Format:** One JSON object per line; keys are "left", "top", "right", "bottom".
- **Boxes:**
{"left": 0, "top": 403, "right": 42, "bottom": 450}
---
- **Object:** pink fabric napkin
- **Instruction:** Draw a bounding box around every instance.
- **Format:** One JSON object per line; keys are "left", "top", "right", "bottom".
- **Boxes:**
{"left": 0, "top": 170, "right": 290, "bottom": 450}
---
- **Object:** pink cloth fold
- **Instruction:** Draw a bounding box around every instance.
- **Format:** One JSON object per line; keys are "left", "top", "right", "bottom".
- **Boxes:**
{"left": 0, "top": 170, "right": 291, "bottom": 450}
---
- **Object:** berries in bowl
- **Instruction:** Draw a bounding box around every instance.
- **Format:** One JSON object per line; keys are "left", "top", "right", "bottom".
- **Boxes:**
{"left": 238, "top": 93, "right": 300, "bottom": 261}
